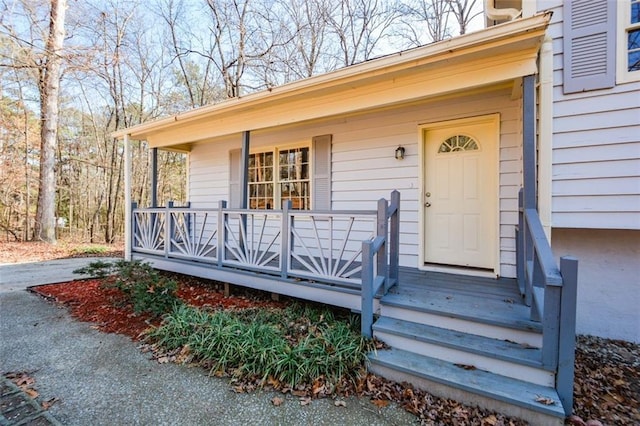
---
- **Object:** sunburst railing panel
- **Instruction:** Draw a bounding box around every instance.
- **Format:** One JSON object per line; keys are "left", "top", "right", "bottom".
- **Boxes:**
{"left": 167, "top": 209, "right": 218, "bottom": 263}
{"left": 286, "top": 211, "right": 377, "bottom": 287}
{"left": 132, "top": 208, "right": 166, "bottom": 255}
{"left": 221, "top": 209, "right": 283, "bottom": 273}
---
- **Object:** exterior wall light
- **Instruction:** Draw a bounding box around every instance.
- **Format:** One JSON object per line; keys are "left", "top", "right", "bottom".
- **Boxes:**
{"left": 395, "top": 146, "right": 405, "bottom": 160}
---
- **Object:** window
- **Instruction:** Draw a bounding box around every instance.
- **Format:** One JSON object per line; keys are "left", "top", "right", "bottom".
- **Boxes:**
{"left": 619, "top": 0, "right": 640, "bottom": 82}
{"left": 438, "top": 135, "right": 479, "bottom": 153}
{"left": 248, "top": 146, "right": 310, "bottom": 210}
{"left": 626, "top": 1, "right": 640, "bottom": 72}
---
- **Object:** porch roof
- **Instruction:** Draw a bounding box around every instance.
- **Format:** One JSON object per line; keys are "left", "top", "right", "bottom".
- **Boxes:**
{"left": 112, "top": 12, "right": 551, "bottom": 150}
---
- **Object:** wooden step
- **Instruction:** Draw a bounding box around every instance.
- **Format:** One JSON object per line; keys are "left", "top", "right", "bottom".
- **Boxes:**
{"left": 368, "top": 347, "right": 565, "bottom": 426}
{"left": 380, "top": 290, "right": 542, "bottom": 346}
{"left": 373, "top": 317, "right": 554, "bottom": 386}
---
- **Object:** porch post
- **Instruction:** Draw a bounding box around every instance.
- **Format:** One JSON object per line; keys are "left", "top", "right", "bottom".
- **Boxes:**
{"left": 150, "top": 147, "right": 158, "bottom": 207}
{"left": 557, "top": 256, "right": 578, "bottom": 416}
{"left": 124, "top": 133, "right": 132, "bottom": 261}
{"left": 239, "top": 131, "right": 250, "bottom": 250}
{"left": 240, "top": 131, "right": 250, "bottom": 209}
{"left": 523, "top": 74, "right": 537, "bottom": 210}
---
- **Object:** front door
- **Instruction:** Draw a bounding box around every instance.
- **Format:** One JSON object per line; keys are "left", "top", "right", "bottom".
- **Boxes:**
{"left": 423, "top": 115, "right": 498, "bottom": 271}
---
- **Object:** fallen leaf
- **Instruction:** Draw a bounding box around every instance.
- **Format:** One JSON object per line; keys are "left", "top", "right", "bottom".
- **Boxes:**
{"left": 372, "top": 399, "right": 389, "bottom": 408}
{"left": 454, "top": 363, "right": 477, "bottom": 370}
{"left": 334, "top": 400, "right": 346, "bottom": 407}
{"left": 535, "top": 395, "right": 555, "bottom": 405}
{"left": 156, "top": 356, "right": 169, "bottom": 364}
{"left": 482, "top": 414, "right": 498, "bottom": 425}
{"left": 312, "top": 383, "right": 326, "bottom": 395}
{"left": 271, "top": 396, "right": 284, "bottom": 406}
{"left": 299, "top": 397, "right": 312, "bottom": 406}
{"left": 24, "top": 388, "right": 39, "bottom": 398}
{"left": 42, "top": 398, "right": 59, "bottom": 410}
{"left": 291, "top": 389, "right": 307, "bottom": 397}
{"left": 267, "top": 376, "right": 280, "bottom": 388}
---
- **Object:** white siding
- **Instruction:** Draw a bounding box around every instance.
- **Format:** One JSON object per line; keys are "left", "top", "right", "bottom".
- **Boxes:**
{"left": 188, "top": 88, "right": 522, "bottom": 277}
{"left": 189, "top": 138, "right": 238, "bottom": 208}
{"left": 539, "top": 0, "right": 640, "bottom": 230}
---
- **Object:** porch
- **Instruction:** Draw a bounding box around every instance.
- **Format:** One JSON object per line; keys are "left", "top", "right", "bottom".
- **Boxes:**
{"left": 130, "top": 188, "right": 577, "bottom": 424}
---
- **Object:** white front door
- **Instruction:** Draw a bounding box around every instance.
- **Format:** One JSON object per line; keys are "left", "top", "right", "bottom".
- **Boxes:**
{"left": 423, "top": 115, "right": 498, "bottom": 270}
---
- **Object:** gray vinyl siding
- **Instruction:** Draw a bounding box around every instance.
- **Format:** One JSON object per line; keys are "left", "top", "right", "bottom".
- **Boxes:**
{"left": 541, "top": 0, "right": 640, "bottom": 230}
{"left": 188, "top": 87, "right": 521, "bottom": 277}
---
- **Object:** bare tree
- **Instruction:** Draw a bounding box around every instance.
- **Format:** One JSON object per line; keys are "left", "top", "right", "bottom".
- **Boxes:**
{"left": 327, "top": 0, "right": 399, "bottom": 66}
{"left": 33, "top": 0, "right": 66, "bottom": 243}
{"left": 397, "top": 0, "right": 452, "bottom": 46}
{"left": 447, "top": 0, "right": 482, "bottom": 35}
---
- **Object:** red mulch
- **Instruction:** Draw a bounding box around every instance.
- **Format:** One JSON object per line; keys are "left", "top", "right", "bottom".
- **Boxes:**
{"left": 32, "top": 276, "right": 284, "bottom": 341}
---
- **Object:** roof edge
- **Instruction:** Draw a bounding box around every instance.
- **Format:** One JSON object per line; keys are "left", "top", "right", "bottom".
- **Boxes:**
{"left": 113, "top": 12, "right": 551, "bottom": 140}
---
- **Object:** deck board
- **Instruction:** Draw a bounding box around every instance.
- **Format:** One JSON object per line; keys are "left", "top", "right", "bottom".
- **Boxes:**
{"left": 397, "top": 267, "right": 522, "bottom": 302}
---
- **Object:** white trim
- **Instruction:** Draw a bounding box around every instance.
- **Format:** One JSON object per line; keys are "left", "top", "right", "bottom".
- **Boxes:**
{"left": 521, "top": 1, "right": 537, "bottom": 19}
{"left": 418, "top": 114, "right": 501, "bottom": 277}
{"left": 124, "top": 133, "right": 132, "bottom": 261}
{"left": 617, "top": 0, "right": 640, "bottom": 83}
{"left": 420, "top": 264, "right": 498, "bottom": 279}
{"left": 538, "top": 36, "right": 553, "bottom": 240}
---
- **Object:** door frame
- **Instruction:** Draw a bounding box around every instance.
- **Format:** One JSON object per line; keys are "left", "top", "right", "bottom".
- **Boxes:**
{"left": 417, "top": 113, "right": 501, "bottom": 277}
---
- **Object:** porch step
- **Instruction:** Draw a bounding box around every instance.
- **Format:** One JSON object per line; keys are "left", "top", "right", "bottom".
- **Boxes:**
{"left": 372, "top": 317, "right": 554, "bottom": 386}
{"left": 368, "top": 347, "right": 565, "bottom": 425}
{"left": 380, "top": 289, "right": 542, "bottom": 347}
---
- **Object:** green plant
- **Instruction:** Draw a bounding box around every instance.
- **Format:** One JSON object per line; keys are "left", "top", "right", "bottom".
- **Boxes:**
{"left": 149, "top": 302, "right": 373, "bottom": 388}
{"left": 72, "top": 245, "right": 109, "bottom": 255}
{"left": 75, "top": 260, "right": 179, "bottom": 317}
{"left": 73, "top": 259, "right": 119, "bottom": 278}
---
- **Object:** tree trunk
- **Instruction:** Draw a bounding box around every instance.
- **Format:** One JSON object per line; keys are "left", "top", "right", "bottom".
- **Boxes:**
{"left": 34, "top": 0, "right": 66, "bottom": 243}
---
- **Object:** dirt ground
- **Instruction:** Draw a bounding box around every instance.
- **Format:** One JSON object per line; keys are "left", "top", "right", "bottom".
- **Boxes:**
{"left": 2, "top": 241, "right": 638, "bottom": 425}
{"left": 0, "top": 241, "right": 123, "bottom": 264}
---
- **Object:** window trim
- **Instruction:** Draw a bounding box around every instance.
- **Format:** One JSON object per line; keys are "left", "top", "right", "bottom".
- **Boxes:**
{"left": 248, "top": 142, "right": 312, "bottom": 210}
{"left": 617, "top": 0, "right": 640, "bottom": 83}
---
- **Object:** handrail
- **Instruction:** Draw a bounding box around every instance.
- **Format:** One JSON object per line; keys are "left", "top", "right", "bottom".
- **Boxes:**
{"left": 361, "top": 236, "right": 386, "bottom": 338}
{"left": 516, "top": 188, "right": 578, "bottom": 416}
{"left": 361, "top": 190, "right": 400, "bottom": 337}
{"left": 523, "top": 208, "right": 562, "bottom": 286}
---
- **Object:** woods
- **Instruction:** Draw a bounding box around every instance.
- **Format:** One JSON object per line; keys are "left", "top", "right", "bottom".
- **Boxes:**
{"left": 0, "top": 0, "right": 481, "bottom": 244}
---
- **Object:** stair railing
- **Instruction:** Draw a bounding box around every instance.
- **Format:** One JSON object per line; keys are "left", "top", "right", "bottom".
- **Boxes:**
{"left": 516, "top": 188, "right": 578, "bottom": 416}
{"left": 361, "top": 190, "right": 400, "bottom": 337}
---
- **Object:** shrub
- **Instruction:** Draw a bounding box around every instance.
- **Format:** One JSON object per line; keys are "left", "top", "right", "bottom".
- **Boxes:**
{"left": 149, "top": 303, "right": 372, "bottom": 388}
{"left": 75, "top": 260, "right": 179, "bottom": 317}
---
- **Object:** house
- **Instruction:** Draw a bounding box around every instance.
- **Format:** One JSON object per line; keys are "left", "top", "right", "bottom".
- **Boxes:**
{"left": 113, "top": 1, "right": 639, "bottom": 424}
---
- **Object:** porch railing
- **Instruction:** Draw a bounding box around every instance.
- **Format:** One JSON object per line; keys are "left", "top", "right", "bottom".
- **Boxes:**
{"left": 516, "top": 188, "right": 578, "bottom": 416}
{"left": 131, "top": 191, "right": 400, "bottom": 332}
{"left": 361, "top": 190, "right": 400, "bottom": 337}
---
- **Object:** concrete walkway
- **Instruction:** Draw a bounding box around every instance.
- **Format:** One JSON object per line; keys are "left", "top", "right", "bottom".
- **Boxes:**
{"left": 0, "top": 259, "right": 416, "bottom": 425}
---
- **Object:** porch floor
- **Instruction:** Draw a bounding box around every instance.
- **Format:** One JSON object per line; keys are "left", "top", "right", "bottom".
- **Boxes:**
{"left": 390, "top": 268, "right": 541, "bottom": 333}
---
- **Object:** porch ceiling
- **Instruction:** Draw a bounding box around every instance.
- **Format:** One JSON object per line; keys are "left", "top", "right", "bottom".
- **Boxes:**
{"left": 113, "top": 13, "right": 551, "bottom": 149}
